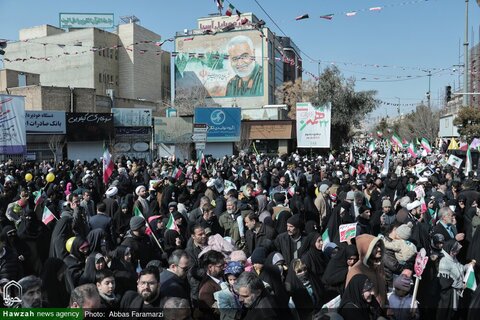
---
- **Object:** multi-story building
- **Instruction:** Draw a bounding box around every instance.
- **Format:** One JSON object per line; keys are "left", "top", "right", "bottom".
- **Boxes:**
{"left": 174, "top": 12, "right": 302, "bottom": 110}
{"left": 4, "top": 21, "right": 171, "bottom": 104}
{"left": 173, "top": 13, "right": 302, "bottom": 156}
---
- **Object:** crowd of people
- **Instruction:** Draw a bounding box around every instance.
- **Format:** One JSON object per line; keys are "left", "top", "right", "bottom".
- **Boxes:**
{"left": 0, "top": 145, "right": 479, "bottom": 320}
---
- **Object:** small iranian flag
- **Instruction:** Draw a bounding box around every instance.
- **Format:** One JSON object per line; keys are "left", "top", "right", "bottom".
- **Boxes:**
{"left": 421, "top": 138, "right": 432, "bottom": 153}
{"left": 349, "top": 165, "right": 356, "bottom": 176}
{"left": 407, "top": 142, "right": 417, "bottom": 158}
{"left": 349, "top": 147, "right": 354, "bottom": 163}
{"left": 133, "top": 206, "right": 144, "bottom": 218}
{"left": 464, "top": 263, "right": 477, "bottom": 291}
{"left": 322, "top": 228, "right": 330, "bottom": 249}
{"left": 102, "top": 144, "right": 114, "bottom": 185}
{"left": 376, "top": 131, "right": 383, "bottom": 138}
{"left": 368, "top": 141, "right": 375, "bottom": 155}
{"left": 42, "top": 206, "right": 56, "bottom": 225}
{"left": 328, "top": 153, "right": 335, "bottom": 163}
{"left": 465, "top": 148, "right": 473, "bottom": 175}
{"left": 196, "top": 151, "right": 205, "bottom": 173}
{"left": 391, "top": 133, "right": 402, "bottom": 147}
{"left": 33, "top": 189, "right": 46, "bottom": 207}
{"left": 225, "top": 4, "right": 235, "bottom": 16}
{"left": 166, "top": 213, "right": 179, "bottom": 232}
{"left": 295, "top": 14, "right": 309, "bottom": 21}
{"left": 320, "top": 14, "right": 334, "bottom": 20}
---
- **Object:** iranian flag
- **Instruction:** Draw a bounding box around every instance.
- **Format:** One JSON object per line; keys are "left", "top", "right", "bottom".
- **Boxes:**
{"left": 102, "top": 145, "right": 114, "bottom": 185}
{"left": 368, "top": 141, "right": 375, "bottom": 155}
{"left": 407, "top": 142, "right": 417, "bottom": 158}
{"left": 391, "top": 133, "right": 402, "bottom": 147}
{"left": 196, "top": 151, "right": 205, "bottom": 173}
{"left": 376, "top": 131, "right": 383, "bottom": 138}
{"left": 225, "top": 4, "right": 235, "bottom": 16}
{"left": 321, "top": 228, "right": 330, "bottom": 249}
{"left": 349, "top": 147, "right": 354, "bottom": 163}
{"left": 33, "top": 189, "right": 46, "bottom": 207}
{"left": 328, "top": 153, "right": 335, "bottom": 163}
{"left": 465, "top": 148, "right": 473, "bottom": 175}
{"left": 421, "top": 138, "right": 432, "bottom": 153}
{"left": 42, "top": 206, "right": 56, "bottom": 225}
{"left": 166, "top": 213, "right": 179, "bottom": 232}
{"left": 171, "top": 167, "right": 183, "bottom": 180}
{"left": 349, "top": 165, "right": 356, "bottom": 176}
{"left": 133, "top": 206, "right": 144, "bottom": 218}
{"left": 464, "top": 264, "right": 477, "bottom": 291}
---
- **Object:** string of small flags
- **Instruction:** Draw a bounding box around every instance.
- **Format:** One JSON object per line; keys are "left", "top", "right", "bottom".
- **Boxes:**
{"left": 375, "top": 99, "right": 418, "bottom": 107}
{"left": 294, "top": 0, "right": 433, "bottom": 21}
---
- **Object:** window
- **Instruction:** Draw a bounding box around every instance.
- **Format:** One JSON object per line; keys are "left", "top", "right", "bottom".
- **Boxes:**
{"left": 109, "top": 48, "right": 113, "bottom": 59}
{"left": 99, "top": 73, "right": 102, "bottom": 83}
{"left": 115, "top": 50, "right": 118, "bottom": 60}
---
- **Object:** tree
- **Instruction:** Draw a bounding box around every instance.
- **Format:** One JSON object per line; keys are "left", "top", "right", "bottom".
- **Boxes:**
{"left": 173, "top": 86, "right": 219, "bottom": 116}
{"left": 48, "top": 135, "right": 65, "bottom": 163}
{"left": 453, "top": 106, "right": 480, "bottom": 141}
{"left": 276, "top": 66, "right": 378, "bottom": 149}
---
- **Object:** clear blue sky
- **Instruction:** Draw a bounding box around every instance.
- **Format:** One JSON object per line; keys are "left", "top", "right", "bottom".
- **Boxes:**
{"left": 1, "top": 0, "right": 479, "bottom": 119}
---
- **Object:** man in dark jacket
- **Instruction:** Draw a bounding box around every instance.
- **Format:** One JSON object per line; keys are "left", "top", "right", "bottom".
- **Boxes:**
{"left": 274, "top": 214, "right": 306, "bottom": 265}
{"left": 234, "top": 271, "right": 282, "bottom": 320}
{"left": 186, "top": 224, "right": 208, "bottom": 308}
{"left": 244, "top": 212, "right": 276, "bottom": 256}
{"left": 89, "top": 202, "right": 115, "bottom": 247}
{"left": 120, "top": 266, "right": 162, "bottom": 309}
{"left": 121, "top": 216, "right": 160, "bottom": 268}
{"left": 159, "top": 249, "right": 190, "bottom": 301}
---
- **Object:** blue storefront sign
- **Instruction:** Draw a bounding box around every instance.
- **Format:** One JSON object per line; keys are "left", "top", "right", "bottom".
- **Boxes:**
{"left": 194, "top": 107, "right": 241, "bottom": 142}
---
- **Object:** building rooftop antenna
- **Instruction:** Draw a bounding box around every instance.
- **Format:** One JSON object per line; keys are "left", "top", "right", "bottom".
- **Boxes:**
{"left": 120, "top": 15, "right": 140, "bottom": 24}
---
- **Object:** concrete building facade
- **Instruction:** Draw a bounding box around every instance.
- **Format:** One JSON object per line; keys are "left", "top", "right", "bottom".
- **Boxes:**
{"left": 4, "top": 22, "right": 170, "bottom": 103}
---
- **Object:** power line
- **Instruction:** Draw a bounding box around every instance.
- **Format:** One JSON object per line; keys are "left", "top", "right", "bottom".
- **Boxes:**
{"left": 252, "top": 0, "right": 319, "bottom": 64}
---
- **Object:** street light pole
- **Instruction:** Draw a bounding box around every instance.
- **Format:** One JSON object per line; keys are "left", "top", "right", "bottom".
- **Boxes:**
{"left": 394, "top": 96, "right": 400, "bottom": 115}
{"left": 464, "top": 0, "right": 469, "bottom": 106}
{"left": 428, "top": 71, "right": 432, "bottom": 108}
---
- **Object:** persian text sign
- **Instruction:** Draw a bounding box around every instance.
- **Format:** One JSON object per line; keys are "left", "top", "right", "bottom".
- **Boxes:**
{"left": 60, "top": 13, "right": 114, "bottom": 29}
{"left": 66, "top": 113, "right": 113, "bottom": 141}
{"left": 25, "top": 111, "right": 66, "bottom": 134}
{"left": 296, "top": 102, "right": 331, "bottom": 148}
{"left": 339, "top": 223, "right": 357, "bottom": 242}
{"left": 0, "top": 95, "right": 27, "bottom": 154}
{"left": 194, "top": 107, "right": 241, "bottom": 142}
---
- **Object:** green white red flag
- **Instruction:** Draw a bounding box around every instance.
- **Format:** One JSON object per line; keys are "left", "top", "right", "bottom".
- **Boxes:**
{"left": 407, "top": 142, "right": 417, "bottom": 158}
{"left": 391, "top": 133, "right": 402, "bottom": 147}
{"left": 166, "top": 213, "right": 179, "bottom": 232}
{"left": 421, "top": 138, "right": 432, "bottom": 153}
{"left": 103, "top": 144, "right": 114, "bottom": 185}
{"left": 368, "top": 141, "right": 375, "bottom": 155}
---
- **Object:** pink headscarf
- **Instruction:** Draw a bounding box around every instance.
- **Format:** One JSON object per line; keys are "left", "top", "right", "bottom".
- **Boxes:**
{"left": 65, "top": 182, "right": 73, "bottom": 196}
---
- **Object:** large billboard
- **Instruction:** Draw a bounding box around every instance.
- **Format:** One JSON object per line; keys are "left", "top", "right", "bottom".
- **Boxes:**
{"left": 66, "top": 113, "right": 113, "bottom": 142}
{"left": 194, "top": 107, "right": 241, "bottom": 142}
{"left": 26, "top": 111, "right": 66, "bottom": 134}
{"left": 175, "top": 30, "right": 264, "bottom": 99}
{"left": 59, "top": 13, "right": 114, "bottom": 29}
{"left": 296, "top": 102, "right": 331, "bottom": 148}
{"left": 112, "top": 108, "right": 152, "bottom": 127}
{"left": 153, "top": 117, "right": 193, "bottom": 144}
{"left": 0, "top": 95, "right": 27, "bottom": 154}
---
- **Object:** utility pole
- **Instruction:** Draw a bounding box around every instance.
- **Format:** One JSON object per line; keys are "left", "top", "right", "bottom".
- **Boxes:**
{"left": 426, "top": 70, "right": 432, "bottom": 108}
{"left": 464, "top": 0, "right": 469, "bottom": 106}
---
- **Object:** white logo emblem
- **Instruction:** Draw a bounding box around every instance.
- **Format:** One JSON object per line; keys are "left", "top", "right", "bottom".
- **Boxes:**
{"left": 210, "top": 110, "right": 226, "bottom": 125}
{"left": 3, "top": 280, "right": 22, "bottom": 307}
